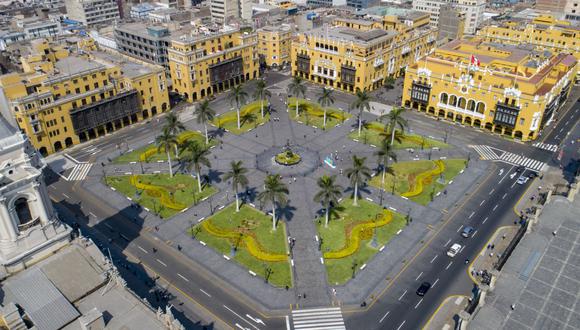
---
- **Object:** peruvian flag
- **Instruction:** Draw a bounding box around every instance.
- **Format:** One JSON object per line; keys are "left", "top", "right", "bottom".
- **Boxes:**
{"left": 470, "top": 55, "right": 481, "bottom": 67}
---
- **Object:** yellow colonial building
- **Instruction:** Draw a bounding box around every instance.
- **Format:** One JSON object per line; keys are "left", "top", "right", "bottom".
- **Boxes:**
{"left": 257, "top": 25, "right": 292, "bottom": 68}
{"left": 291, "top": 8, "right": 438, "bottom": 93}
{"left": 0, "top": 39, "right": 169, "bottom": 156}
{"left": 402, "top": 40, "right": 577, "bottom": 141}
{"left": 168, "top": 27, "right": 260, "bottom": 103}
{"left": 477, "top": 15, "right": 580, "bottom": 81}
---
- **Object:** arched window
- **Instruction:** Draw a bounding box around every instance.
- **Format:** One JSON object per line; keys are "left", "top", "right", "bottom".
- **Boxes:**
{"left": 467, "top": 100, "right": 476, "bottom": 111}
{"left": 449, "top": 95, "right": 457, "bottom": 107}
{"left": 440, "top": 93, "right": 448, "bottom": 104}
{"left": 458, "top": 97, "right": 467, "bottom": 109}
{"left": 476, "top": 102, "right": 485, "bottom": 114}
{"left": 14, "top": 198, "right": 32, "bottom": 225}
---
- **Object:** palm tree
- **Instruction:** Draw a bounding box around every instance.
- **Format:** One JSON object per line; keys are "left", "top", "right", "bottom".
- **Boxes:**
{"left": 222, "top": 161, "right": 248, "bottom": 212}
{"left": 350, "top": 89, "right": 371, "bottom": 137}
{"left": 180, "top": 140, "right": 211, "bottom": 193}
{"left": 254, "top": 79, "right": 271, "bottom": 118}
{"left": 257, "top": 174, "right": 289, "bottom": 230}
{"left": 194, "top": 100, "right": 215, "bottom": 145}
{"left": 228, "top": 84, "right": 248, "bottom": 129}
{"left": 345, "top": 155, "right": 371, "bottom": 206}
{"left": 240, "top": 111, "right": 257, "bottom": 127}
{"left": 375, "top": 140, "right": 397, "bottom": 189}
{"left": 156, "top": 129, "right": 177, "bottom": 177}
{"left": 383, "top": 107, "right": 408, "bottom": 146}
{"left": 317, "top": 87, "right": 335, "bottom": 129}
{"left": 164, "top": 112, "right": 185, "bottom": 156}
{"left": 314, "top": 175, "right": 342, "bottom": 227}
{"left": 287, "top": 76, "right": 306, "bottom": 118}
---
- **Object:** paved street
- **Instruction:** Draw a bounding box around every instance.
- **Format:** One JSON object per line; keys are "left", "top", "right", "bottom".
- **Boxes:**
{"left": 43, "top": 72, "right": 580, "bottom": 329}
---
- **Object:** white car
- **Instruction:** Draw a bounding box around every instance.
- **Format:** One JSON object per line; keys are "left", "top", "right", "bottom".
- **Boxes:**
{"left": 447, "top": 243, "right": 462, "bottom": 258}
{"left": 516, "top": 176, "right": 529, "bottom": 185}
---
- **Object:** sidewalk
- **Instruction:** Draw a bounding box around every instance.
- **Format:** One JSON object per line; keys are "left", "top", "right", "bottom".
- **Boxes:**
{"left": 468, "top": 226, "right": 519, "bottom": 285}
{"left": 424, "top": 295, "right": 469, "bottom": 330}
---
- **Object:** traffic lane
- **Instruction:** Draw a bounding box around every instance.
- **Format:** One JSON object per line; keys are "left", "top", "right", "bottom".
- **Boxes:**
{"left": 542, "top": 101, "right": 580, "bottom": 146}
{"left": 345, "top": 164, "right": 527, "bottom": 329}
{"left": 49, "top": 181, "right": 284, "bottom": 330}
{"left": 382, "top": 171, "right": 532, "bottom": 330}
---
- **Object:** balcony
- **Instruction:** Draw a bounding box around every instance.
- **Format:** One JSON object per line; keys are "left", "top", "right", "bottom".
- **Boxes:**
{"left": 402, "top": 46, "right": 411, "bottom": 55}
{"left": 18, "top": 217, "right": 40, "bottom": 232}
{"left": 374, "top": 57, "right": 384, "bottom": 68}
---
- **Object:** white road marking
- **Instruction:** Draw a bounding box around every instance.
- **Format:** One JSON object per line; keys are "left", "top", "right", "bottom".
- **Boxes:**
{"left": 156, "top": 259, "right": 167, "bottom": 267}
{"left": 483, "top": 217, "right": 489, "bottom": 224}
{"left": 396, "top": 320, "right": 406, "bottom": 330}
{"left": 432, "top": 278, "right": 439, "bottom": 288}
{"left": 200, "top": 289, "right": 211, "bottom": 297}
{"left": 398, "top": 290, "right": 407, "bottom": 301}
{"left": 223, "top": 305, "right": 259, "bottom": 330}
{"left": 177, "top": 273, "right": 189, "bottom": 282}
{"left": 457, "top": 225, "right": 463, "bottom": 232}
{"left": 444, "top": 239, "right": 451, "bottom": 247}
{"left": 286, "top": 315, "right": 290, "bottom": 330}
{"left": 446, "top": 261, "right": 453, "bottom": 270}
{"left": 63, "top": 193, "right": 71, "bottom": 199}
{"left": 479, "top": 200, "right": 485, "bottom": 206}
{"left": 415, "top": 272, "right": 423, "bottom": 281}
{"left": 493, "top": 204, "right": 498, "bottom": 211}
{"left": 489, "top": 188, "right": 495, "bottom": 195}
{"left": 379, "top": 311, "right": 390, "bottom": 323}
{"left": 137, "top": 245, "right": 148, "bottom": 254}
{"left": 472, "top": 230, "right": 478, "bottom": 238}
{"left": 89, "top": 212, "right": 96, "bottom": 218}
{"left": 414, "top": 298, "right": 423, "bottom": 309}
{"left": 502, "top": 193, "right": 507, "bottom": 199}
{"left": 469, "top": 211, "right": 475, "bottom": 219}
{"left": 430, "top": 255, "right": 438, "bottom": 263}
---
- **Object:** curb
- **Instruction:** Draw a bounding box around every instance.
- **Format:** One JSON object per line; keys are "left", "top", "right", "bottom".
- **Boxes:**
{"left": 422, "top": 294, "right": 469, "bottom": 330}
{"left": 467, "top": 225, "right": 516, "bottom": 284}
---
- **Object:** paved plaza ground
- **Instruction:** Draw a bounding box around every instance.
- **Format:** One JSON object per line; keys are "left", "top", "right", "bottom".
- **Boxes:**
{"left": 74, "top": 74, "right": 489, "bottom": 310}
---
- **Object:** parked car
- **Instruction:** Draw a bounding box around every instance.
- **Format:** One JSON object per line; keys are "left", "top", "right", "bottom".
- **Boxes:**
{"left": 461, "top": 226, "right": 475, "bottom": 238}
{"left": 447, "top": 243, "right": 462, "bottom": 257}
{"left": 416, "top": 282, "right": 432, "bottom": 296}
{"left": 516, "top": 176, "right": 529, "bottom": 185}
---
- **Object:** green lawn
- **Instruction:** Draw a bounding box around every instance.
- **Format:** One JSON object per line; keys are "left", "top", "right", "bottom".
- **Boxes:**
{"left": 213, "top": 100, "right": 270, "bottom": 135}
{"left": 369, "top": 159, "right": 466, "bottom": 205}
{"left": 349, "top": 121, "right": 448, "bottom": 149}
{"left": 106, "top": 174, "right": 216, "bottom": 219}
{"left": 113, "top": 131, "right": 214, "bottom": 164}
{"left": 189, "top": 204, "right": 292, "bottom": 288}
{"left": 317, "top": 198, "right": 406, "bottom": 285}
{"left": 287, "top": 98, "right": 350, "bottom": 130}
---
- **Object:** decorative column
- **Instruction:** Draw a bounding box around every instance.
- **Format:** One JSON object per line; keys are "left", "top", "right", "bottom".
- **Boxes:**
{"left": 32, "top": 183, "right": 51, "bottom": 225}
{"left": 0, "top": 198, "right": 17, "bottom": 240}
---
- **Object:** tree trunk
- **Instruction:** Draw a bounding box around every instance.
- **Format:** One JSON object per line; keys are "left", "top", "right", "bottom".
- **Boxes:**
{"left": 323, "top": 108, "right": 327, "bottom": 129}
{"left": 196, "top": 164, "right": 202, "bottom": 193}
{"left": 390, "top": 122, "right": 396, "bottom": 145}
{"left": 295, "top": 99, "right": 299, "bottom": 118}
{"left": 236, "top": 101, "right": 241, "bottom": 129}
{"left": 358, "top": 115, "right": 362, "bottom": 137}
{"left": 234, "top": 186, "right": 240, "bottom": 212}
{"left": 167, "top": 151, "right": 173, "bottom": 177}
{"left": 381, "top": 166, "right": 386, "bottom": 188}
{"left": 325, "top": 206, "right": 330, "bottom": 227}
{"left": 353, "top": 182, "right": 358, "bottom": 206}
{"left": 260, "top": 99, "right": 264, "bottom": 118}
{"left": 204, "top": 123, "right": 209, "bottom": 145}
{"left": 174, "top": 144, "right": 179, "bottom": 157}
{"left": 271, "top": 203, "right": 277, "bottom": 230}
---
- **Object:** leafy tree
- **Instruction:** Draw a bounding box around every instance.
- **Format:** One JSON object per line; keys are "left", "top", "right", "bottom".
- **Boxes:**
{"left": 222, "top": 161, "right": 248, "bottom": 212}
{"left": 240, "top": 111, "right": 257, "bottom": 127}
{"left": 382, "top": 107, "right": 408, "bottom": 145}
{"left": 317, "top": 87, "right": 335, "bottom": 129}
{"left": 257, "top": 174, "right": 289, "bottom": 230}
{"left": 314, "top": 175, "right": 342, "bottom": 227}
{"left": 287, "top": 76, "right": 306, "bottom": 118}
{"left": 345, "top": 155, "right": 371, "bottom": 206}
{"left": 253, "top": 79, "right": 271, "bottom": 118}
{"left": 228, "top": 84, "right": 248, "bottom": 129}
{"left": 156, "top": 129, "right": 177, "bottom": 177}
{"left": 375, "top": 140, "right": 397, "bottom": 189}
{"left": 194, "top": 100, "right": 215, "bottom": 145}
{"left": 350, "top": 89, "right": 371, "bottom": 137}
{"left": 180, "top": 140, "right": 211, "bottom": 193}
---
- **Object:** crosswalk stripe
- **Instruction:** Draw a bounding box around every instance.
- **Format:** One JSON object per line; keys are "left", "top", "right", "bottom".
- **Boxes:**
{"left": 533, "top": 142, "right": 558, "bottom": 152}
{"left": 291, "top": 307, "right": 345, "bottom": 330}
{"left": 68, "top": 163, "right": 93, "bottom": 181}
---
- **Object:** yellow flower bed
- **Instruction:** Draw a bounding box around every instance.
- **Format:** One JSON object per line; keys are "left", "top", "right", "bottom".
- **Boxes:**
{"left": 130, "top": 175, "right": 187, "bottom": 210}
{"left": 401, "top": 160, "right": 445, "bottom": 198}
{"left": 214, "top": 101, "right": 266, "bottom": 126}
{"left": 138, "top": 131, "right": 202, "bottom": 162}
{"left": 323, "top": 210, "right": 393, "bottom": 259}
{"left": 201, "top": 220, "right": 287, "bottom": 262}
{"left": 289, "top": 98, "right": 348, "bottom": 121}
